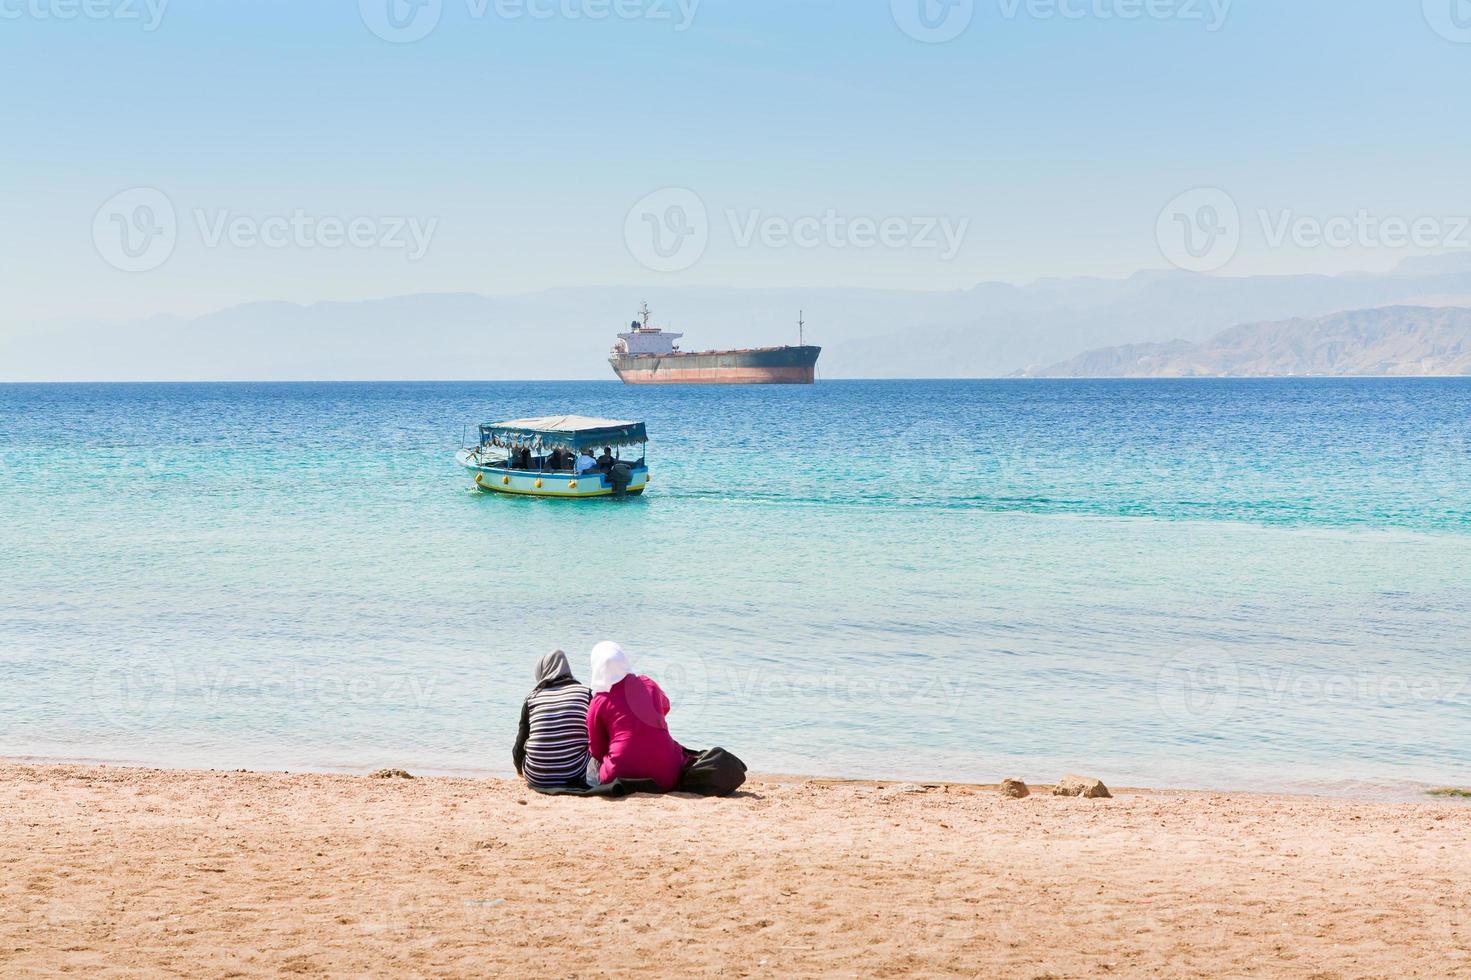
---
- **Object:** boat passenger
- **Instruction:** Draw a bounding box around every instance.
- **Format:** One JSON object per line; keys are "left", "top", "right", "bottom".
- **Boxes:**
{"left": 574, "top": 450, "right": 599, "bottom": 475}
{"left": 597, "top": 446, "right": 616, "bottom": 471}
{"left": 512, "top": 650, "right": 594, "bottom": 790}
{"left": 586, "top": 642, "right": 685, "bottom": 791}
{"left": 548, "top": 447, "right": 568, "bottom": 471}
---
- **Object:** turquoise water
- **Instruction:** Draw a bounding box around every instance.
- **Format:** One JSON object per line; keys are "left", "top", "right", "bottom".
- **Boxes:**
{"left": 2, "top": 380, "right": 1469, "bottom": 796}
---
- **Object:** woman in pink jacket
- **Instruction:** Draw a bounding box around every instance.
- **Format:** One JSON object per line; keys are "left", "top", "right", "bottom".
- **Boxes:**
{"left": 586, "top": 641, "right": 686, "bottom": 791}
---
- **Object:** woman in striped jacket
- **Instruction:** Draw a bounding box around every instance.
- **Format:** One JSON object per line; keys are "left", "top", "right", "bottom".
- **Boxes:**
{"left": 512, "top": 650, "right": 593, "bottom": 790}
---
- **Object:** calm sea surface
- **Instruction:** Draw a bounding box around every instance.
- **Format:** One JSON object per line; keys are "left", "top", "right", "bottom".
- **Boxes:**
{"left": 2, "top": 379, "right": 1469, "bottom": 796}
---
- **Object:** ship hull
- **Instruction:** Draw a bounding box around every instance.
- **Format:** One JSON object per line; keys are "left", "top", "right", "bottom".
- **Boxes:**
{"left": 611, "top": 345, "right": 821, "bottom": 385}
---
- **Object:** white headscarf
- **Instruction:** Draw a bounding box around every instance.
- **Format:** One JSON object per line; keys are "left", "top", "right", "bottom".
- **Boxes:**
{"left": 589, "top": 641, "right": 633, "bottom": 694}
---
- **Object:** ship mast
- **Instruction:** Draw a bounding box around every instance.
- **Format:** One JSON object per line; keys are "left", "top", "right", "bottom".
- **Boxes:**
{"left": 639, "top": 301, "right": 653, "bottom": 331}
{"left": 798, "top": 310, "right": 805, "bottom": 347}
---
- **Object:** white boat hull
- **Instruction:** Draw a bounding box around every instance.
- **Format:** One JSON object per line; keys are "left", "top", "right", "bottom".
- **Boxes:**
{"left": 457, "top": 450, "right": 649, "bottom": 498}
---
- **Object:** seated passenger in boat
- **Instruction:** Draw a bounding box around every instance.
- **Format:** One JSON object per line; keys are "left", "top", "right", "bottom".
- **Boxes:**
{"left": 459, "top": 416, "right": 651, "bottom": 498}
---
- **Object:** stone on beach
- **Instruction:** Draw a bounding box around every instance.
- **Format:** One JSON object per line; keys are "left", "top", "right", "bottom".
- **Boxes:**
{"left": 999, "top": 778, "right": 1030, "bottom": 799}
{"left": 1052, "top": 774, "right": 1111, "bottom": 799}
{"left": 369, "top": 768, "right": 414, "bottom": 780}
{"left": 879, "top": 783, "right": 928, "bottom": 798}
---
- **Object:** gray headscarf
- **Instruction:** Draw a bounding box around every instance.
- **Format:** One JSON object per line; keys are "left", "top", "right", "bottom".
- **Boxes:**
{"left": 534, "top": 649, "right": 576, "bottom": 690}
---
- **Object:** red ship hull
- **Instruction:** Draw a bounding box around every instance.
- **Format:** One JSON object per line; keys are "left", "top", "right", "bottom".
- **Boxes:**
{"left": 610, "top": 345, "right": 821, "bottom": 385}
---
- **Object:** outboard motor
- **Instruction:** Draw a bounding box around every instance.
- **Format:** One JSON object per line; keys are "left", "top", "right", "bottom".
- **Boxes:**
{"left": 608, "top": 462, "right": 633, "bottom": 496}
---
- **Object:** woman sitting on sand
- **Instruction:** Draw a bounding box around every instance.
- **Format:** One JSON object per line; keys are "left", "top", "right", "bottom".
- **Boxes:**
{"left": 512, "top": 650, "right": 593, "bottom": 790}
{"left": 586, "top": 641, "right": 686, "bottom": 791}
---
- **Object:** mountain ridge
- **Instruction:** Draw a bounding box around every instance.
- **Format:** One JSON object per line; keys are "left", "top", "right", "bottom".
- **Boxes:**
{"left": 8, "top": 255, "right": 1471, "bottom": 380}
{"left": 1017, "top": 306, "right": 1471, "bottom": 378}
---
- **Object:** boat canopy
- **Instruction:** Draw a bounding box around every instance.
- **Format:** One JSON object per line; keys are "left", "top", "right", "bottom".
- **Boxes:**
{"left": 478, "top": 415, "right": 648, "bottom": 452}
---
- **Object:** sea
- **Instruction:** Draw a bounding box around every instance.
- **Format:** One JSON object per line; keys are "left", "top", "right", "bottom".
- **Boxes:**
{"left": 2, "top": 379, "right": 1468, "bottom": 798}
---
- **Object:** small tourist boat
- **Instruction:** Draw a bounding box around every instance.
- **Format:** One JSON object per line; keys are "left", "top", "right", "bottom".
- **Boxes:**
{"left": 457, "top": 415, "right": 651, "bottom": 498}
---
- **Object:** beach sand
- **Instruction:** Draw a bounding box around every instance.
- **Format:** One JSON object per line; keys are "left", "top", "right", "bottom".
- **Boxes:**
{"left": 2, "top": 763, "right": 1468, "bottom": 977}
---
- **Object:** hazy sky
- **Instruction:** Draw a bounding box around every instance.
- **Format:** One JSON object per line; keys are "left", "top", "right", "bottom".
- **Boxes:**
{"left": 2, "top": 0, "right": 1469, "bottom": 329}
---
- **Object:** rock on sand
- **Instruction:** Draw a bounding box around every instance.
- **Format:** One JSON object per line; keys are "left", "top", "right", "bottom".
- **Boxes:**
{"left": 999, "top": 778, "right": 1030, "bottom": 799}
{"left": 1052, "top": 774, "right": 1111, "bottom": 799}
{"left": 878, "top": 783, "right": 929, "bottom": 798}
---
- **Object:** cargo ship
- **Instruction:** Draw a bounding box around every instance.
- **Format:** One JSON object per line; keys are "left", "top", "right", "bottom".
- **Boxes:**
{"left": 609, "top": 304, "right": 821, "bottom": 385}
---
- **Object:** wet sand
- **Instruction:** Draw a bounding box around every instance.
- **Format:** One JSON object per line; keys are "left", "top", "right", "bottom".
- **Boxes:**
{"left": 2, "top": 762, "right": 1468, "bottom": 977}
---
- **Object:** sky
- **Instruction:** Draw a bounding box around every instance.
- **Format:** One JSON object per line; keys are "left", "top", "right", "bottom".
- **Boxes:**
{"left": 2, "top": 0, "right": 1470, "bottom": 330}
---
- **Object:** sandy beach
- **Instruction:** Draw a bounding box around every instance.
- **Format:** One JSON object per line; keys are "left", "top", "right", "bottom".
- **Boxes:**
{"left": 1, "top": 763, "right": 1467, "bottom": 977}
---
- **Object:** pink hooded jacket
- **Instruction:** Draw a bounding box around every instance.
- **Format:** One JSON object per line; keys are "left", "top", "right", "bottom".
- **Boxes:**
{"left": 587, "top": 643, "right": 685, "bottom": 791}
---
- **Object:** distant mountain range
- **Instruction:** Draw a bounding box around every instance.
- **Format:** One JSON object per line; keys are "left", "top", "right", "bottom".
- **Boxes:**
{"left": 7, "top": 253, "right": 1471, "bottom": 380}
{"left": 1017, "top": 306, "right": 1471, "bottom": 378}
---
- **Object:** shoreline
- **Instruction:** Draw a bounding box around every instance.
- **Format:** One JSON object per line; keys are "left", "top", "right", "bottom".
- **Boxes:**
{"left": 4, "top": 753, "right": 1465, "bottom": 804}
{"left": 4, "top": 761, "right": 1468, "bottom": 976}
